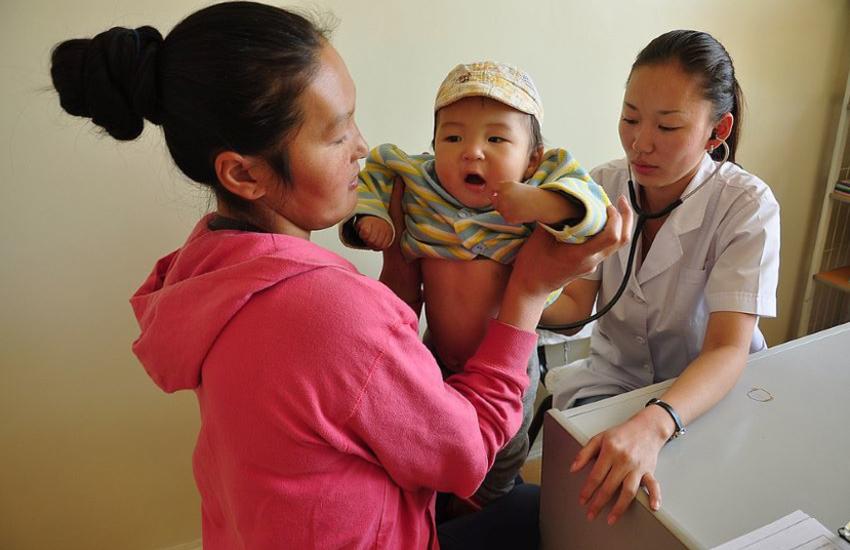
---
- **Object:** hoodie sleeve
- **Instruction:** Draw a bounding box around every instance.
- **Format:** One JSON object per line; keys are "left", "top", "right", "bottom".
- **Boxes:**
{"left": 342, "top": 316, "right": 535, "bottom": 497}
{"left": 250, "top": 263, "right": 535, "bottom": 497}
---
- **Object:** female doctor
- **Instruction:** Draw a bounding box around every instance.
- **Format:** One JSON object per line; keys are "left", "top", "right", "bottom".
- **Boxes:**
{"left": 542, "top": 29, "right": 780, "bottom": 526}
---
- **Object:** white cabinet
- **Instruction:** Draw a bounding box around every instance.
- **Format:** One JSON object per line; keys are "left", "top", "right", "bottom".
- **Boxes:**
{"left": 540, "top": 324, "right": 850, "bottom": 549}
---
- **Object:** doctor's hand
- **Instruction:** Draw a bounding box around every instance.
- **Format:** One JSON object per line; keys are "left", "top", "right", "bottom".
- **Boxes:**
{"left": 570, "top": 407, "right": 669, "bottom": 526}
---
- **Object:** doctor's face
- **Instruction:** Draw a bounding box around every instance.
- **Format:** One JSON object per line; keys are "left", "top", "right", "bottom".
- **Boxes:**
{"left": 618, "top": 61, "right": 716, "bottom": 197}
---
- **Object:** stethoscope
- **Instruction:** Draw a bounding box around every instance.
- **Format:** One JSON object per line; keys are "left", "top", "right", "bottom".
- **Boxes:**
{"left": 538, "top": 141, "right": 729, "bottom": 331}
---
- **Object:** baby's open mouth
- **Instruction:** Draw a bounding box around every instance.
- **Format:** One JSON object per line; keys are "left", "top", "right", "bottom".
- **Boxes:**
{"left": 464, "top": 174, "right": 485, "bottom": 186}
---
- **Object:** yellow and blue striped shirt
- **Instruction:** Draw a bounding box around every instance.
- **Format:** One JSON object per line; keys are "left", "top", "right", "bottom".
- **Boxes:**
{"left": 341, "top": 144, "right": 610, "bottom": 265}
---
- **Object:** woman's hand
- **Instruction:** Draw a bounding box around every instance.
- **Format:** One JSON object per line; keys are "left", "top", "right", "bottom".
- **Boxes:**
{"left": 570, "top": 404, "right": 672, "bottom": 525}
{"left": 512, "top": 195, "right": 632, "bottom": 298}
{"left": 499, "top": 195, "right": 632, "bottom": 332}
{"left": 570, "top": 312, "right": 758, "bottom": 526}
{"left": 379, "top": 177, "right": 422, "bottom": 315}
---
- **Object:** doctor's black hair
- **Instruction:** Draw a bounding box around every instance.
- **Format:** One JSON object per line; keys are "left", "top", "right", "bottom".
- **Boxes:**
{"left": 50, "top": 1, "right": 331, "bottom": 210}
{"left": 631, "top": 29, "right": 744, "bottom": 164}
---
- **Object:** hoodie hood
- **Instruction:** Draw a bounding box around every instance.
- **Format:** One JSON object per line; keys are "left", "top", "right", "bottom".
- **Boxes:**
{"left": 130, "top": 215, "right": 356, "bottom": 393}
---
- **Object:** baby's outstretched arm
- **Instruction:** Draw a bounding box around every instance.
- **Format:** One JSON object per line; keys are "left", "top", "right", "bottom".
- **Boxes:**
{"left": 490, "top": 148, "right": 611, "bottom": 243}
{"left": 488, "top": 180, "right": 584, "bottom": 226}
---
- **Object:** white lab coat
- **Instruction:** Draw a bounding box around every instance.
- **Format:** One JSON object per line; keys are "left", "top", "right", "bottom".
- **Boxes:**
{"left": 549, "top": 154, "right": 780, "bottom": 409}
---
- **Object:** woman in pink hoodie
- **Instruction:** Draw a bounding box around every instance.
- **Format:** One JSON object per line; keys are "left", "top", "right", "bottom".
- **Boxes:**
{"left": 50, "top": 3, "right": 631, "bottom": 548}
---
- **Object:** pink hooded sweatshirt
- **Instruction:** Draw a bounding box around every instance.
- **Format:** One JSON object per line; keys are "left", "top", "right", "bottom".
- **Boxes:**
{"left": 130, "top": 215, "right": 534, "bottom": 549}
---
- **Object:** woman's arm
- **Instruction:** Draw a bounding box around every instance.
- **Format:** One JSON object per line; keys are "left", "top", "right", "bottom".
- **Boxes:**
{"left": 344, "top": 198, "right": 632, "bottom": 496}
{"left": 378, "top": 178, "right": 423, "bottom": 316}
{"left": 571, "top": 310, "right": 757, "bottom": 525}
{"left": 654, "top": 311, "right": 757, "bottom": 428}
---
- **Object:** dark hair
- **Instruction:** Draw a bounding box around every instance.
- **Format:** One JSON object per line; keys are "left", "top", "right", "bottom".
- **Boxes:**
{"left": 50, "top": 1, "right": 330, "bottom": 212}
{"left": 528, "top": 116, "right": 544, "bottom": 152}
{"left": 631, "top": 30, "right": 744, "bottom": 163}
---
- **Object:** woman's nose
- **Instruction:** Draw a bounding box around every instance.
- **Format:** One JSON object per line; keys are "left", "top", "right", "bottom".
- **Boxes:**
{"left": 352, "top": 124, "right": 368, "bottom": 160}
{"left": 632, "top": 127, "right": 653, "bottom": 154}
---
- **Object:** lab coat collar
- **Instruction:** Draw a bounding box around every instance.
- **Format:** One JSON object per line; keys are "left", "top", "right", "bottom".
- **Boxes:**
{"left": 668, "top": 153, "right": 716, "bottom": 236}
{"left": 618, "top": 154, "right": 718, "bottom": 285}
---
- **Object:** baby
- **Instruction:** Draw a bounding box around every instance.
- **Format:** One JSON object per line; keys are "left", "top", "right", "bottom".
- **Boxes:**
{"left": 341, "top": 61, "right": 610, "bottom": 506}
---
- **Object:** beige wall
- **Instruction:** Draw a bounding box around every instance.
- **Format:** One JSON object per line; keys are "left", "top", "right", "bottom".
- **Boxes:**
{"left": 2, "top": 1, "right": 847, "bottom": 548}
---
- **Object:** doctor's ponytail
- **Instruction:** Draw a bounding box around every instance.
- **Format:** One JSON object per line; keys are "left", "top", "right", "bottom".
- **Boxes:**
{"left": 631, "top": 30, "right": 743, "bottom": 164}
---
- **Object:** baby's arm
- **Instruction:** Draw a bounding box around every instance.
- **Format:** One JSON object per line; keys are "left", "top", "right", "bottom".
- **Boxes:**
{"left": 340, "top": 144, "right": 403, "bottom": 251}
{"left": 489, "top": 181, "right": 583, "bottom": 225}
{"left": 357, "top": 216, "right": 394, "bottom": 250}
{"left": 491, "top": 148, "right": 611, "bottom": 244}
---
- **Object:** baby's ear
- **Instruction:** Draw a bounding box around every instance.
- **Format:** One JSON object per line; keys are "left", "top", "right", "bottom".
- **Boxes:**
{"left": 524, "top": 145, "right": 545, "bottom": 180}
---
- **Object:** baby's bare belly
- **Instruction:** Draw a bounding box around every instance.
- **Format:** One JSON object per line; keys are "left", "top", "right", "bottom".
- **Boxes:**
{"left": 422, "top": 257, "right": 512, "bottom": 371}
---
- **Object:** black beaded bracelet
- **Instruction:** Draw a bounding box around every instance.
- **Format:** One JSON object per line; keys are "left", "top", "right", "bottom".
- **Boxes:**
{"left": 646, "top": 398, "right": 686, "bottom": 440}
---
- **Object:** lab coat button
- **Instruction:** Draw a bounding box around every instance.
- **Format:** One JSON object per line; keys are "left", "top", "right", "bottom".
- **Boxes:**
{"left": 635, "top": 336, "right": 646, "bottom": 344}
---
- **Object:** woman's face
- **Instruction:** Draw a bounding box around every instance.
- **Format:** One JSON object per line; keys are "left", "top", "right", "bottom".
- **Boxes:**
{"left": 264, "top": 43, "right": 368, "bottom": 238}
{"left": 618, "top": 61, "right": 716, "bottom": 198}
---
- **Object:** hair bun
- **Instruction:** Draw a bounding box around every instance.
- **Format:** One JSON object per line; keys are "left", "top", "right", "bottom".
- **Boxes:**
{"left": 131, "top": 26, "right": 164, "bottom": 125}
{"left": 51, "top": 26, "right": 164, "bottom": 141}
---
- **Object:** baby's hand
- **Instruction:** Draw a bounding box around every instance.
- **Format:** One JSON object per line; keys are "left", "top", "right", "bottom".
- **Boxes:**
{"left": 488, "top": 181, "right": 547, "bottom": 224}
{"left": 356, "top": 216, "right": 394, "bottom": 250}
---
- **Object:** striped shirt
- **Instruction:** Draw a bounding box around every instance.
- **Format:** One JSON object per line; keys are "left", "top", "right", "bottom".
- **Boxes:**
{"left": 341, "top": 144, "right": 610, "bottom": 264}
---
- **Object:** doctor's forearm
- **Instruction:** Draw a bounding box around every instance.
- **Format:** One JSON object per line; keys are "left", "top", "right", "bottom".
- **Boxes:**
{"left": 639, "top": 311, "right": 757, "bottom": 437}
{"left": 537, "top": 278, "right": 600, "bottom": 334}
{"left": 658, "top": 311, "right": 757, "bottom": 431}
{"left": 660, "top": 347, "right": 748, "bottom": 426}
{"left": 538, "top": 295, "right": 586, "bottom": 334}
{"left": 627, "top": 347, "right": 747, "bottom": 441}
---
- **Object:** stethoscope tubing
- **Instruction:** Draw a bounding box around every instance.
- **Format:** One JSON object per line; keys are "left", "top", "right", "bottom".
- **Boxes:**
{"left": 538, "top": 149, "right": 727, "bottom": 332}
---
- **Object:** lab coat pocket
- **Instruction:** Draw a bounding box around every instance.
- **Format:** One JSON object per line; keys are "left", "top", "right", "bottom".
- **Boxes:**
{"left": 673, "top": 267, "right": 708, "bottom": 321}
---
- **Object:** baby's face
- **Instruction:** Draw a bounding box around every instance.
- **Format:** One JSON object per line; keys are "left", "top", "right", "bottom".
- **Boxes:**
{"left": 434, "top": 97, "right": 538, "bottom": 209}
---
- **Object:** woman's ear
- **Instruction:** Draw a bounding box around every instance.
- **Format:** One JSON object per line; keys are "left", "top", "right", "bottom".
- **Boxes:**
{"left": 523, "top": 145, "right": 545, "bottom": 180}
{"left": 708, "top": 112, "right": 734, "bottom": 150}
{"left": 214, "top": 151, "right": 270, "bottom": 201}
